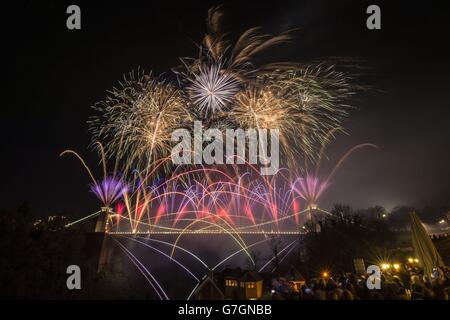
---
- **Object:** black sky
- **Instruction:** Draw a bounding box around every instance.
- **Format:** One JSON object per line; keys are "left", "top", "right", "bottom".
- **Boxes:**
{"left": 1, "top": 0, "right": 449, "bottom": 217}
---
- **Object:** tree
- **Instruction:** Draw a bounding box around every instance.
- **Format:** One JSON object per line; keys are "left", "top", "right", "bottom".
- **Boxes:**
{"left": 302, "top": 204, "right": 396, "bottom": 277}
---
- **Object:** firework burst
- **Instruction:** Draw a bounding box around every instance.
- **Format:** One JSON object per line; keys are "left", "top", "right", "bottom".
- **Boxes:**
{"left": 90, "top": 176, "right": 128, "bottom": 208}
{"left": 291, "top": 175, "right": 328, "bottom": 209}
{"left": 201, "top": 6, "right": 293, "bottom": 78}
{"left": 89, "top": 71, "right": 193, "bottom": 174}
{"left": 229, "top": 66, "right": 353, "bottom": 168}
{"left": 186, "top": 60, "right": 241, "bottom": 114}
{"left": 84, "top": 6, "right": 363, "bottom": 196}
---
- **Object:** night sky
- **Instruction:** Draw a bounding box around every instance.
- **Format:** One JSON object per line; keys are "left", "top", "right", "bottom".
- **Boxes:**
{"left": 1, "top": 0, "right": 449, "bottom": 217}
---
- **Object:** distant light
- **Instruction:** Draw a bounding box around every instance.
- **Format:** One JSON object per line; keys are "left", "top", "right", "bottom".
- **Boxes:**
{"left": 414, "top": 258, "right": 419, "bottom": 263}
{"left": 381, "top": 263, "right": 390, "bottom": 270}
{"left": 439, "top": 219, "right": 446, "bottom": 224}
{"left": 393, "top": 263, "right": 400, "bottom": 270}
{"left": 271, "top": 289, "right": 276, "bottom": 294}
{"left": 322, "top": 272, "right": 329, "bottom": 278}
{"left": 408, "top": 258, "right": 414, "bottom": 263}
{"left": 382, "top": 214, "right": 387, "bottom": 218}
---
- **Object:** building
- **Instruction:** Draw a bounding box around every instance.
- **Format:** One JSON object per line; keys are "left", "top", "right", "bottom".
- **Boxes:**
{"left": 220, "top": 269, "right": 265, "bottom": 300}
{"left": 222, "top": 268, "right": 243, "bottom": 299}
{"left": 191, "top": 271, "right": 225, "bottom": 300}
{"left": 192, "top": 268, "right": 285, "bottom": 300}
{"left": 239, "top": 271, "right": 264, "bottom": 300}
{"left": 284, "top": 266, "right": 305, "bottom": 293}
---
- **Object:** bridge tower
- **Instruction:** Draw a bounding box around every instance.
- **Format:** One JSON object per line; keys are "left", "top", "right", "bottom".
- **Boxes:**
{"left": 306, "top": 204, "right": 323, "bottom": 233}
{"left": 96, "top": 207, "right": 114, "bottom": 272}
{"left": 95, "top": 206, "right": 113, "bottom": 233}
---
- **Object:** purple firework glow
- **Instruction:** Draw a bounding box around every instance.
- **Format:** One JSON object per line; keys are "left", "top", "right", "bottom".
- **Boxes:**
{"left": 90, "top": 176, "right": 128, "bottom": 207}
{"left": 291, "top": 175, "right": 329, "bottom": 209}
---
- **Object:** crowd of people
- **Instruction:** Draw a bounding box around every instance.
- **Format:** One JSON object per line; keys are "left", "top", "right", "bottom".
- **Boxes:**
{"left": 280, "top": 266, "right": 450, "bottom": 300}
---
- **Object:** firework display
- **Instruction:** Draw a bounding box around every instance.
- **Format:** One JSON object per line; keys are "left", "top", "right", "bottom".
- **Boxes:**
{"left": 59, "top": 5, "right": 378, "bottom": 301}
{"left": 65, "top": 6, "right": 370, "bottom": 237}
{"left": 89, "top": 6, "right": 354, "bottom": 175}
{"left": 4, "top": 0, "right": 450, "bottom": 305}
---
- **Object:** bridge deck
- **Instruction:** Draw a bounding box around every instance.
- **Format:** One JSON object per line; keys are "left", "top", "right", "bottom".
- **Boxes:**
{"left": 108, "top": 230, "right": 305, "bottom": 235}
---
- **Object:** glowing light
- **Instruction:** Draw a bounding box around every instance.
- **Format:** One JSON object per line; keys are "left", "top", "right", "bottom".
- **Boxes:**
{"left": 381, "top": 263, "right": 391, "bottom": 270}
